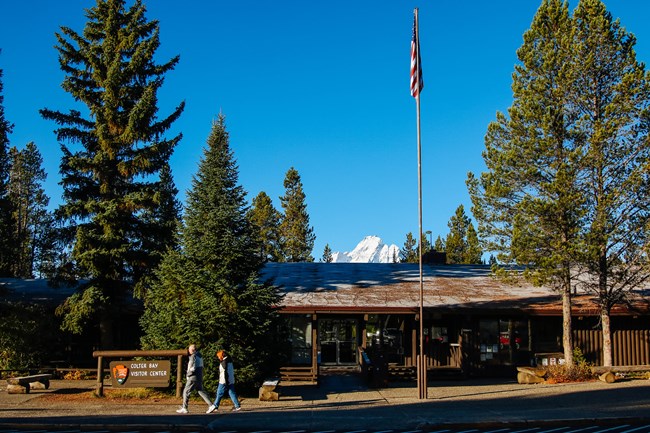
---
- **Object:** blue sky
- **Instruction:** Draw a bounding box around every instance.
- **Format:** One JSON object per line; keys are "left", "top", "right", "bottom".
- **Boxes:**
{"left": 1, "top": 1, "right": 649, "bottom": 259}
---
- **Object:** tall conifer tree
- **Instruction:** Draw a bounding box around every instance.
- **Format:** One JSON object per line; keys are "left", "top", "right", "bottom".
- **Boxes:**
{"left": 443, "top": 205, "right": 483, "bottom": 264}
{"left": 0, "top": 64, "right": 15, "bottom": 277}
{"left": 572, "top": 0, "right": 650, "bottom": 366}
{"left": 445, "top": 205, "right": 471, "bottom": 264}
{"left": 248, "top": 191, "right": 281, "bottom": 262}
{"left": 40, "top": 0, "right": 184, "bottom": 347}
{"left": 322, "top": 244, "right": 333, "bottom": 263}
{"left": 400, "top": 232, "right": 418, "bottom": 263}
{"left": 279, "top": 167, "right": 315, "bottom": 262}
{"left": 140, "top": 115, "right": 282, "bottom": 390}
{"left": 7, "top": 143, "right": 53, "bottom": 278}
{"left": 464, "top": 224, "right": 483, "bottom": 264}
{"left": 467, "top": 0, "right": 581, "bottom": 366}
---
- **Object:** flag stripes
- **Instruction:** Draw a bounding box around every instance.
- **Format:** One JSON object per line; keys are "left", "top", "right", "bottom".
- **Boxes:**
{"left": 410, "top": 12, "right": 423, "bottom": 98}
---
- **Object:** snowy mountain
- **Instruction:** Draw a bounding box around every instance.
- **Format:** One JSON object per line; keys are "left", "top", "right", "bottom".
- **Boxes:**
{"left": 331, "top": 236, "right": 400, "bottom": 263}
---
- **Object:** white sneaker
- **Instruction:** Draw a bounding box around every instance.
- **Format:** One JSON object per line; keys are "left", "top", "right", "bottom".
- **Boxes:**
{"left": 206, "top": 405, "right": 216, "bottom": 414}
{"left": 232, "top": 406, "right": 241, "bottom": 412}
{"left": 176, "top": 407, "right": 188, "bottom": 414}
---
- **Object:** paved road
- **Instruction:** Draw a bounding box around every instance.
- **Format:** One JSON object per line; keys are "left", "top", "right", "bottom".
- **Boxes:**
{"left": 2, "top": 423, "right": 650, "bottom": 433}
{"left": 1, "top": 375, "right": 650, "bottom": 431}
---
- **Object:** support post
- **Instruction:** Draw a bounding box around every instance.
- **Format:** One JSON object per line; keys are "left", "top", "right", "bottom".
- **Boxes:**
{"left": 176, "top": 354, "right": 183, "bottom": 398}
{"left": 95, "top": 355, "right": 103, "bottom": 397}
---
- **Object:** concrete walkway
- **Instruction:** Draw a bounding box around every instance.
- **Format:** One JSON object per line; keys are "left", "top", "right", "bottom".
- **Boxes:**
{"left": 1, "top": 374, "right": 650, "bottom": 431}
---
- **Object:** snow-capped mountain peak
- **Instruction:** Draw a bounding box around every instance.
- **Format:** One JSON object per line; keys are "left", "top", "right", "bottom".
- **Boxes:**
{"left": 331, "top": 236, "right": 400, "bottom": 263}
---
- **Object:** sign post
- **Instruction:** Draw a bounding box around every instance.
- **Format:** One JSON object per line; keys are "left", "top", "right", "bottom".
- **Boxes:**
{"left": 93, "top": 349, "right": 187, "bottom": 397}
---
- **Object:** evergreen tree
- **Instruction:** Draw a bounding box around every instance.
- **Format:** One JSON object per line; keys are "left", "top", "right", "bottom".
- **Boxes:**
{"left": 279, "top": 167, "right": 315, "bottom": 262}
{"left": 248, "top": 191, "right": 281, "bottom": 262}
{"left": 464, "top": 224, "right": 483, "bottom": 264}
{"left": 140, "top": 115, "right": 282, "bottom": 391}
{"left": 445, "top": 205, "right": 471, "bottom": 264}
{"left": 40, "top": 0, "right": 184, "bottom": 348}
{"left": 0, "top": 63, "right": 15, "bottom": 277}
{"left": 420, "top": 232, "right": 431, "bottom": 254}
{"left": 135, "top": 162, "right": 182, "bottom": 299}
{"left": 433, "top": 235, "right": 445, "bottom": 252}
{"left": 572, "top": 0, "right": 650, "bottom": 366}
{"left": 7, "top": 143, "right": 53, "bottom": 278}
{"left": 322, "top": 243, "right": 333, "bottom": 263}
{"left": 467, "top": 0, "right": 581, "bottom": 366}
{"left": 400, "top": 232, "right": 418, "bottom": 263}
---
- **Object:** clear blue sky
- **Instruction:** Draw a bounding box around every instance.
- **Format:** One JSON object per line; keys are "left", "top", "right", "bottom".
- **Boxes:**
{"left": 1, "top": 1, "right": 649, "bottom": 259}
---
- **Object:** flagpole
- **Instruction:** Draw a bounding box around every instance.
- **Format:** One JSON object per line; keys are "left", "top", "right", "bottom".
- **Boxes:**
{"left": 413, "top": 7, "right": 427, "bottom": 400}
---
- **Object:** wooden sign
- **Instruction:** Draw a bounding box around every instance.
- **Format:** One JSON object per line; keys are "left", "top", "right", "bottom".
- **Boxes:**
{"left": 109, "top": 360, "right": 171, "bottom": 388}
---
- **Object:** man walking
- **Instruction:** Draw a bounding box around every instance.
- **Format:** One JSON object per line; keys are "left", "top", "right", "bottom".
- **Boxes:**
{"left": 176, "top": 344, "right": 213, "bottom": 414}
{"left": 207, "top": 350, "right": 241, "bottom": 413}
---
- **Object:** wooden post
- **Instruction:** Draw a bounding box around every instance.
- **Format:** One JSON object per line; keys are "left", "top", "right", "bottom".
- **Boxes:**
{"left": 176, "top": 354, "right": 183, "bottom": 398}
{"left": 312, "top": 314, "right": 318, "bottom": 381}
{"left": 361, "top": 314, "right": 368, "bottom": 350}
{"left": 95, "top": 355, "right": 103, "bottom": 397}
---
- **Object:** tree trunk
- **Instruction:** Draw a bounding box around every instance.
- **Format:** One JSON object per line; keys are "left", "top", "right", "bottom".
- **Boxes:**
{"left": 601, "top": 308, "right": 612, "bottom": 367}
{"left": 562, "top": 286, "right": 574, "bottom": 367}
{"left": 99, "top": 313, "right": 115, "bottom": 350}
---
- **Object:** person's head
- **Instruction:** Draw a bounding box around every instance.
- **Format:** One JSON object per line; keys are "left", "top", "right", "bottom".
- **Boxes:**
{"left": 216, "top": 350, "right": 226, "bottom": 361}
{"left": 188, "top": 344, "right": 196, "bottom": 355}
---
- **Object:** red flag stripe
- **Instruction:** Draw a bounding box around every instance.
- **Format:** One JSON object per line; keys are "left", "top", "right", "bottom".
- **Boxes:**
{"left": 410, "top": 14, "right": 423, "bottom": 98}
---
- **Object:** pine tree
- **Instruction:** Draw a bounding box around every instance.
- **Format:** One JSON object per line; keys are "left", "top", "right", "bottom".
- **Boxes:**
{"left": 464, "top": 223, "right": 483, "bottom": 264}
{"left": 433, "top": 235, "right": 445, "bottom": 252}
{"left": 279, "top": 167, "right": 315, "bottom": 262}
{"left": 572, "top": 0, "right": 650, "bottom": 367}
{"left": 7, "top": 143, "right": 53, "bottom": 278}
{"left": 39, "top": 0, "right": 184, "bottom": 347}
{"left": 135, "top": 162, "right": 182, "bottom": 299}
{"left": 400, "top": 232, "right": 418, "bottom": 263}
{"left": 248, "top": 191, "right": 281, "bottom": 262}
{"left": 0, "top": 64, "right": 15, "bottom": 277}
{"left": 140, "top": 115, "right": 282, "bottom": 390}
{"left": 322, "top": 244, "right": 333, "bottom": 263}
{"left": 467, "top": 0, "right": 580, "bottom": 366}
{"left": 445, "top": 205, "right": 471, "bottom": 264}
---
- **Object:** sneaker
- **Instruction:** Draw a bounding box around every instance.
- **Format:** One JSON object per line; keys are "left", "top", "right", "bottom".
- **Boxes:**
{"left": 232, "top": 407, "right": 241, "bottom": 412}
{"left": 176, "top": 407, "right": 188, "bottom": 414}
{"left": 206, "top": 405, "right": 217, "bottom": 414}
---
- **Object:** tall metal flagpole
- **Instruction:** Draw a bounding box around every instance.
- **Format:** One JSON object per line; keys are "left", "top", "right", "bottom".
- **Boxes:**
{"left": 412, "top": 7, "right": 427, "bottom": 400}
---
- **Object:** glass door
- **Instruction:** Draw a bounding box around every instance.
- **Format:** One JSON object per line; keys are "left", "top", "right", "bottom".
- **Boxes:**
{"left": 319, "top": 319, "right": 357, "bottom": 365}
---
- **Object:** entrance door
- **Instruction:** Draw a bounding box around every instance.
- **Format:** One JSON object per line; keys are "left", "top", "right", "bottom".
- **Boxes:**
{"left": 319, "top": 319, "right": 357, "bottom": 365}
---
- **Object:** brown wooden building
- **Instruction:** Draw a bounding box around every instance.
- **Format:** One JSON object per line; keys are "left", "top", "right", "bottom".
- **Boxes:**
{"left": 261, "top": 263, "right": 650, "bottom": 380}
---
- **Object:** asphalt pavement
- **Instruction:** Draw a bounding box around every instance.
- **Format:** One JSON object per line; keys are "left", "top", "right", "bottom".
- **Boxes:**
{"left": 1, "top": 373, "right": 650, "bottom": 431}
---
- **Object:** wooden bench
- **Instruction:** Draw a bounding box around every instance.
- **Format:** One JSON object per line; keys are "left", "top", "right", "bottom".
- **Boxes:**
{"left": 6, "top": 374, "right": 52, "bottom": 394}
{"left": 280, "top": 366, "right": 317, "bottom": 383}
{"left": 259, "top": 378, "right": 281, "bottom": 401}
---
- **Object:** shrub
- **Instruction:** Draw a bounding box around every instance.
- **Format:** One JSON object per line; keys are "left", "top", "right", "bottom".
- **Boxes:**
{"left": 546, "top": 347, "right": 595, "bottom": 383}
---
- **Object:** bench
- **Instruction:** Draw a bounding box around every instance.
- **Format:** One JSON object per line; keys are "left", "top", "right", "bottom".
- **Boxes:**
{"left": 280, "top": 366, "right": 318, "bottom": 383}
{"left": 259, "top": 378, "right": 281, "bottom": 401}
{"left": 6, "top": 374, "right": 52, "bottom": 394}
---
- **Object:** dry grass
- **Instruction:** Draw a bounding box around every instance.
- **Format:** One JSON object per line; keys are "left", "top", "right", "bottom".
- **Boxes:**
{"left": 39, "top": 387, "right": 177, "bottom": 404}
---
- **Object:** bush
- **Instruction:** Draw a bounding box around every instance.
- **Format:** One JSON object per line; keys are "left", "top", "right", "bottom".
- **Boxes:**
{"left": 546, "top": 347, "right": 595, "bottom": 383}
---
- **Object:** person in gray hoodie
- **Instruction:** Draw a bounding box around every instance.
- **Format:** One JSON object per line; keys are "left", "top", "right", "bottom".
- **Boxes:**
{"left": 176, "top": 344, "right": 213, "bottom": 414}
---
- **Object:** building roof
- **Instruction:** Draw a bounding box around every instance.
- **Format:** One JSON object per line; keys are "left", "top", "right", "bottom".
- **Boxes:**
{"left": 0, "top": 278, "right": 78, "bottom": 304}
{"left": 3, "top": 264, "right": 648, "bottom": 317}
{"left": 260, "top": 263, "right": 650, "bottom": 316}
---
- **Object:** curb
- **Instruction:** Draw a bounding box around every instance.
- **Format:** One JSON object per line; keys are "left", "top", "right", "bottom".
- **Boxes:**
{"left": 0, "top": 423, "right": 209, "bottom": 432}
{"left": 418, "top": 417, "right": 650, "bottom": 431}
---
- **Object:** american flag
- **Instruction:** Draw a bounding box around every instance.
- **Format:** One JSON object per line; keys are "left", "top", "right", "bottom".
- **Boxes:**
{"left": 410, "top": 13, "right": 423, "bottom": 98}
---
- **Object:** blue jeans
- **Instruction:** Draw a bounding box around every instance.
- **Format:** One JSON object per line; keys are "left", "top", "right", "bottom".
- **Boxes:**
{"left": 213, "top": 383, "right": 240, "bottom": 409}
